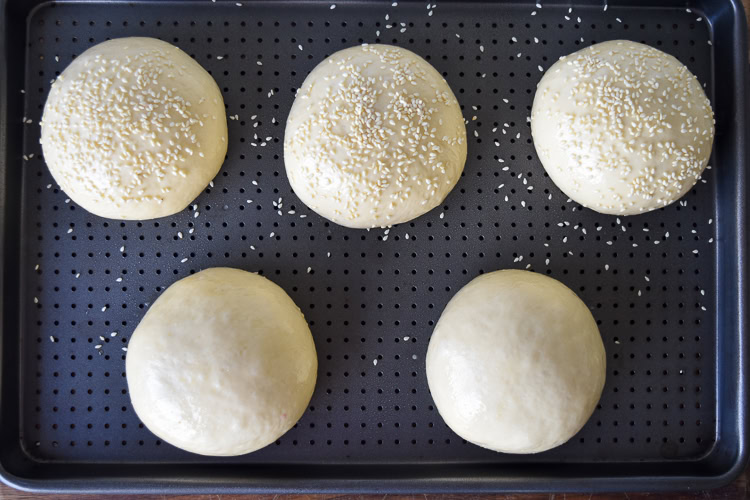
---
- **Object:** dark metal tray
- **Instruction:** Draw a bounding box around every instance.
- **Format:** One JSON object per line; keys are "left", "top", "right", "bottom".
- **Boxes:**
{"left": 0, "top": 0, "right": 747, "bottom": 494}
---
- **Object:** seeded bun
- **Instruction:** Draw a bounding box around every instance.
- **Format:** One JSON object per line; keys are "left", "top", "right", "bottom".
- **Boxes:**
{"left": 126, "top": 268, "right": 318, "bottom": 456}
{"left": 284, "top": 44, "right": 467, "bottom": 229}
{"left": 41, "top": 37, "right": 228, "bottom": 220}
{"left": 426, "top": 270, "right": 606, "bottom": 454}
{"left": 531, "top": 40, "right": 714, "bottom": 215}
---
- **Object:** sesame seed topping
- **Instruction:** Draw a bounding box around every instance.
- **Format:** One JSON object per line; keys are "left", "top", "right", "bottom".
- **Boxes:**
{"left": 284, "top": 44, "right": 466, "bottom": 228}
{"left": 40, "top": 38, "right": 227, "bottom": 219}
{"left": 531, "top": 40, "right": 715, "bottom": 215}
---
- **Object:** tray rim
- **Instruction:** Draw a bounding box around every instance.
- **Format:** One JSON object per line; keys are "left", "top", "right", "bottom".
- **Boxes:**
{"left": 0, "top": 0, "right": 747, "bottom": 493}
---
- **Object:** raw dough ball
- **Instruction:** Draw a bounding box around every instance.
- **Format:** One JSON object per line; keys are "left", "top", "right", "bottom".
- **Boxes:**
{"left": 41, "top": 37, "right": 228, "bottom": 220}
{"left": 284, "top": 44, "right": 467, "bottom": 228}
{"left": 531, "top": 40, "right": 714, "bottom": 215}
{"left": 426, "top": 270, "right": 606, "bottom": 454}
{"left": 126, "top": 268, "right": 317, "bottom": 456}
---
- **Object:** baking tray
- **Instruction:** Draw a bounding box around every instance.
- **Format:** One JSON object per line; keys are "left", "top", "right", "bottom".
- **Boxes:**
{"left": 0, "top": 0, "right": 747, "bottom": 494}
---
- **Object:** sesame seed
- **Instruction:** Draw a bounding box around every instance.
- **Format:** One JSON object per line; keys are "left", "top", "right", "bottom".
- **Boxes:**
{"left": 269, "top": 232, "right": 275, "bottom": 238}
{"left": 181, "top": 258, "right": 188, "bottom": 263}
{"left": 50, "top": 336, "right": 56, "bottom": 343}
{"left": 67, "top": 228, "right": 73, "bottom": 234}
{"left": 101, "top": 306, "right": 107, "bottom": 312}
{"left": 34, "top": 297, "right": 38, "bottom": 304}
{"left": 111, "top": 332, "right": 118, "bottom": 337}
{"left": 95, "top": 345, "right": 102, "bottom": 349}
{"left": 307, "top": 267, "right": 312, "bottom": 273}
{"left": 373, "top": 359, "right": 378, "bottom": 366}
{"left": 122, "top": 347, "right": 128, "bottom": 352}
{"left": 330, "top": 4, "right": 336, "bottom": 8}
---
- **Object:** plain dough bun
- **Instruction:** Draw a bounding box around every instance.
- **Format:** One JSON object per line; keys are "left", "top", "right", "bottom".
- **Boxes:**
{"left": 426, "top": 270, "right": 606, "bottom": 454}
{"left": 531, "top": 40, "right": 714, "bottom": 215}
{"left": 41, "top": 37, "right": 228, "bottom": 220}
{"left": 284, "top": 44, "right": 467, "bottom": 228}
{"left": 126, "top": 268, "right": 317, "bottom": 456}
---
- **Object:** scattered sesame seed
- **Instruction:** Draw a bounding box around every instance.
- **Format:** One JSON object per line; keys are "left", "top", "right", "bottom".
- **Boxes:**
{"left": 122, "top": 347, "right": 128, "bottom": 352}
{"left": 373, "top": 359, "right": 378, "bottom": 366}
{"left": 119, "top": 246, "right": 125, "bottom": 252}
{"left": 330, "top": 4, "right": 336, "bottom": 8}
{"left": 34, "top": 297, "right": 38, "bottom": 304}
{"left": 67, "top": 228, "right": 73, "bottom": 234}
{"left": 95, "top": 345, "right": 102, "bottom": 349}
{"left": 270, "top": 232, "right": 275, "bottom": 238}
{"left": 307, "top": 267, "right": 312, "bottom": 273}
{"left": 50, "top": 336, "right": 56, "bottom": 343}
{"left": 181, "top": 258, "right": 188, "bottom": 263}
{"left": 111, "top": 332, "right": 118, "bottom": 337}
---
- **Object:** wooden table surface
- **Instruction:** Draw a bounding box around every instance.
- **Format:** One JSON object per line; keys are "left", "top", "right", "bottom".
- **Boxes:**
{"left": 2, "top": 1, "right": 749, "bottom": 499}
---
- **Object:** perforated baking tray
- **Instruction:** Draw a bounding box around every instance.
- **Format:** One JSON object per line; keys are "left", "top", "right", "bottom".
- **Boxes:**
{"left": 0, "top": 0, "right": 747, "bottom": 494}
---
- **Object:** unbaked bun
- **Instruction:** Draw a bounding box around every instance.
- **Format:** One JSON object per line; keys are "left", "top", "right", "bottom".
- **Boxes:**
{"left": 426, "top": 270, "right": 606, "bottom": 454}
{"left": 284, "top": 44, "right": 467, "bottom": 228}
{"left": 126, "top": 268, "right": 317, "bottom": 456}
{"left": 41, "top": 37, "right": 227, "bottom": 220}
{"left": 531, "top": 40, "right": 714, "bottom": 215}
